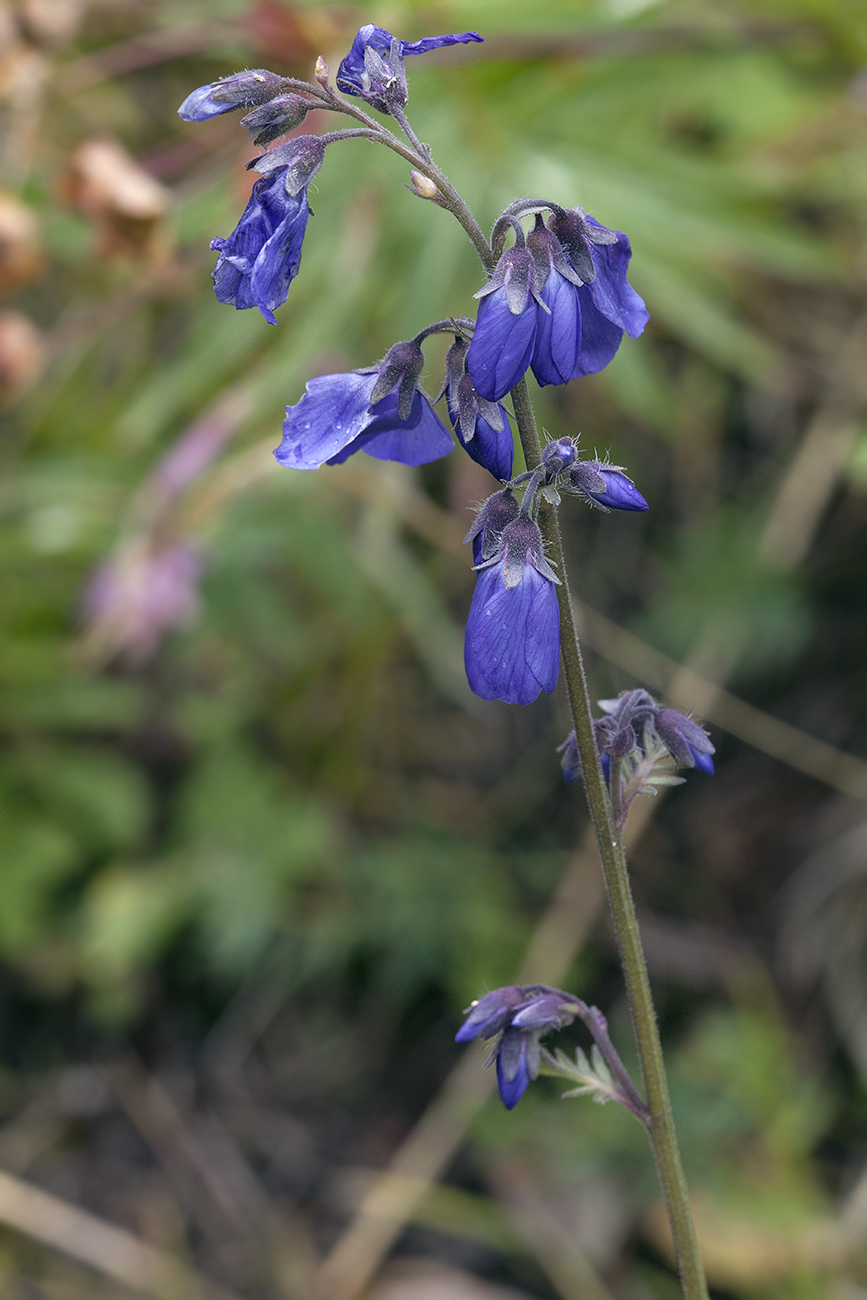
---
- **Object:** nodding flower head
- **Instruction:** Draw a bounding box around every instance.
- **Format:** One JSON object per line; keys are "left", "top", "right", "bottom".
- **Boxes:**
{"left": 444, "top": 337, "right": 514, "bottom": 480}
{"left": 524, "top": 207, "right": 649, "bottom": 386}
{"left": 275, "top": 338, "right": 453, "bottom": 471}
{"left": 178, "top": 69, "right": 285, "bottom": 122}
{"left": 456, "top": 985, "right": 582, "bottom": 1110}
{"left": 464, "top": 517, "right": 561, "bottom": 706}
{"left": 336, "top": 26, "right": 483, "bottom": 114}
{"left": 208, "top": 136, "right": 326, "bottom": 324}
{"left": 466, "top": 235, "right": 547, "bottom": 402}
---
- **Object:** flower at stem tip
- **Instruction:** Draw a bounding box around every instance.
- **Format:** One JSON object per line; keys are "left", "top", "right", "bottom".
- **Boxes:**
{"left": 456, "top": 985, "right": 582, "bottom": 1109}
{"left": 336, "top": 26, "right": 483, "bottom": 115}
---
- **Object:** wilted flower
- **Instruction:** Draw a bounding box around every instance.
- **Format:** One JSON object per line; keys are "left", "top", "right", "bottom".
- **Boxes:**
{"left": 444, "top": 337, "right": 514, "bottom": 480}
{"left": 275, "top": 340, "right": 453, "bottom": 470}
{"left": 209, "top": 136, "right": 325, "bottom": 323}
{"left": 178, "top": 69, "right": 285, "bottom": 122}
{"left": 336, "top": 25, "right": 482, "bottom": 114}
{"left": 456, "top": 985, "right": 581, "bottom": 1109}
{"left": 464, "top": 516, "right": 560, "bottom": 705}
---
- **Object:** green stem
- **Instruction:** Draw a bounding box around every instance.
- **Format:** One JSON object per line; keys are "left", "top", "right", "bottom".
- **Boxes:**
{"left": 509, "top": 378, "right": 709, "bottom": 1300}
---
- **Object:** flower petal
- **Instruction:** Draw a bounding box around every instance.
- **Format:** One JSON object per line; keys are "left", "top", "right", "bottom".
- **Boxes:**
{"left": 464, "top": 565, "right": 560, "bottom": 705}
{"left": 359, "top": 390, "right": 454, "bottom": 465}
{"left": 531, "top": 272, "right": 581, "bottom": 387}
{"left": 274, "top": 372, "right": 378, "bottom": 470}
{"left": 586, "top": 224, "right": 649, "bottom": 339}
{"left": 467, "top": 289, "right": 537, "bottom": 402}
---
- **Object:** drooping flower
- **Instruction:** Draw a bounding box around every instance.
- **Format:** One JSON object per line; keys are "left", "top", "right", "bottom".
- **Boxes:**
{"left": 444, "top": 337, "right": 514, "bottom": 480}
{"left": 464, "top": 517, "right": 560, "bottom": 705}
{"left": 654, "top": 708, "right": 716, "bottom": 774}
{"left": 539, "top": 205, "right": 649, "bottom": 381}
{"left": 336, "top": 25, "right": 483, "bottom": 114}
{"left": 466, "top": 235, "right": 546, "bottom": 402}
{"left": 567, "top": 460, "right": 648, "bottom": 511}
{"left": 456, "top": 985, "right": 581, "bottom": 1110}
{"left": 209, "top": 136, "right": 325, "bottom": 324}
{"left": 178, "top": 69, "right": 285, "bottom": 122}
{"left": 275, "top": 339, "right": 453, "bottom": 470}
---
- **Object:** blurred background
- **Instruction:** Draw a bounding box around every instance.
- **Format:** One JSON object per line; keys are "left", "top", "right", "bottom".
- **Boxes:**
{"left": 1, "top": 0, "right": 866, "bottom": 1296}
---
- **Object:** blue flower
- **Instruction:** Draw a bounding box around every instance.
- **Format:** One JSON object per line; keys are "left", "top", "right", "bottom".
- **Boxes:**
{"left": 178, "top": 69, "right": 284, "bottom": 122}
{"left": 568, "top": 461, "right": 648, "bottom": 511}
{"left": 337, "top": 25, "right": 483, "bottom": 113}
{"left": 456, "top": 985, "right": 581, "bottom": 1110}
{"left": 464, "top": 517, "right": 560, "bottom": 705}
{"left": 466, "top": 236, "right": 549, "bottom": 402}
{"left": 209, "top": 137, "right": 324, "bottom": 324}
{"left": 275, "top": 342, "right": 454, "bottom": 470}
{"left": 444, "top": 338, "right": 514, "bottom": 479}
{"left": 526, "top": 210, "right": 649, "bottom": 386}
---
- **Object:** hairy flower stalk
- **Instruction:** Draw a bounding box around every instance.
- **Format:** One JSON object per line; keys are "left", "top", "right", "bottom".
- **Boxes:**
{"left": 180, "top": 33, "right": 709, "bottom": 1299}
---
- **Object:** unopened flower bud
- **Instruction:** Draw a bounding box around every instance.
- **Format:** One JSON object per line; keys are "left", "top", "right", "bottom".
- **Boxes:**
{"left": 315, "top": 56, "right": 329, "bottom": 86}
{"left": 407, "top": 170, "right": 440, "bottom": 201}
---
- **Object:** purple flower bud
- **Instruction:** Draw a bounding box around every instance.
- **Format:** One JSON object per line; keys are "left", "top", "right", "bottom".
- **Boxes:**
{"left": 569, "top": 461, "right": 648, "bottom": 511}
{"left": 455, "top": 987, "right": 525, "bottom": 1041}
{"left": 336, "top": 25, "right": 483, "bottom": 114}
{"left": 178, "top": 70, "right": 285, "bottom": 122}
{"left": 655, "top": 708, "right": 715, "bottom": 774}
{"left": 464, "top": 518, "right": 560, "bottom": 705}
{"left": 241, "top": 94, "right": 312, "bottom": 147}
{"left": 541, "top": 438, "right": 576, "bottom": 477}
{"left": 455, "top": 984, "right": 581, "bottom": 1110}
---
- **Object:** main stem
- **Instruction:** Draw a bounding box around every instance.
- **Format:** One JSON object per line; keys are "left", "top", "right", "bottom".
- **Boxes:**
{"left": 509, "top": 379, "right": 709, "bottom": 1300}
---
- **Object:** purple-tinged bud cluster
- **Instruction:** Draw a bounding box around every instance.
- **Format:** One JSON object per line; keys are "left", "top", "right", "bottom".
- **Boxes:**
{"left": 336, "top": 25, "right": 483, "bottom": 115}
{"left": 558, "top": 690, "right": 714, "bottom": 819}
{"left": 456, "top": 985, "right": 581, "bottom": 1109}
{"left": 275, "top": 338, "right": 453, "bottom": 470}
{"left": 241, "top": 94, "right": 312, "bottom": 147}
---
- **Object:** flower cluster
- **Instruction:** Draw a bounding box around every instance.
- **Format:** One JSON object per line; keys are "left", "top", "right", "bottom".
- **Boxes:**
{"left": 558, "top": 688, "right": 715, "bottom": 821}
{"left": 179, "top": 28, "right": 651, "bottom": 708}
{"left": 455, "top": 985, "right": 583, "bottom": 1109}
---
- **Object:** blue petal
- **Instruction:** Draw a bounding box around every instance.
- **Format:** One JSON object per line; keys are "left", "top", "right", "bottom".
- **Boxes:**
{"left": 274, "top": 372, "right": 378, "bottom": 470}
{"left": 178, "top": 84, "right": 238, "bottom": 121}
{"left": 689, "top": 745, "right": 715, "bottom": 775}
{"left": 249, "top": 190, "right": 308, "bottom": 323}
{"left": 211, "top": 177, "right": 308, "bottom": 324}
{"left": 359, "top": 391, "right": 454, "bottom": 466}
{"left": 585, "top": 223, "right": 649, "bottom": 339}
{"left": 447, "top": 398, "right": 514, "bottom": 480}
{"left": 571, "top": 286, "right": 625, "bottom": 378}
{"left": 400, "top": 31, "right": 484, "bottom": 55}
{"left": 464, "top": 565, "right": 560, "bottom": 705}
{"left": 467, "top": 290, "right": 537, "bottom": 402}
{"left": 531, "top": 272, "right": 582, "bottom": 387}
{"left": 496, "top": 1035, "right": 531, "bottom": 1110}
{"left": 455, "top": 987, "right": 523, "bottom": 1042}
{"left": 588, "top": 470, "right": 648, "bottom": 511}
